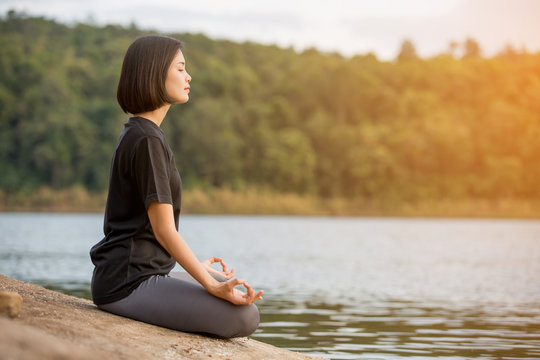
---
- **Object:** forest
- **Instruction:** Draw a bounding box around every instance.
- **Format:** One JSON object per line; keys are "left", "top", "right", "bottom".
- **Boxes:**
{"left": 1, "top": 11, "right": 539, "bottom": 215}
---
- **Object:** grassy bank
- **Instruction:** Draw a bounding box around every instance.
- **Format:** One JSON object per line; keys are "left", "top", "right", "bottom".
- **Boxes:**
{"left": 1, "top": 186, "right": 539, "bottom": 219}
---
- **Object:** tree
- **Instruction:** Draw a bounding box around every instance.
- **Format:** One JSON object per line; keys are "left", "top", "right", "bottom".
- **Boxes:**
{"left": 447, "top": 40, "right": 459, "bottom": 58}
{"left": 397, "top": 39, "right": 418, "bottom": 62}
{"left": 497, "top": 43, "right": 518, "bottom": 60}
{"left": 1, "top": 13, "right": 540, "bottom": 204}
{"left": 463, "top": 37, "right": 481, "bottom": 58}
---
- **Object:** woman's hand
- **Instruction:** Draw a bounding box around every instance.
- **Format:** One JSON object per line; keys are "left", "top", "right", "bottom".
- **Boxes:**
{"left": 208, "top": 278, "right": 264, "bottom": 305}
{"left": 201, "top": 257, "right": 235, "bottom": 280}
{"left": 201, "top": 257, "right": 263, "bottom": 305}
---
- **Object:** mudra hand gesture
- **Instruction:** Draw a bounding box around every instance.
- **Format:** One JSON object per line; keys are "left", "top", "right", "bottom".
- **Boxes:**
{"left": 201, "top": 257, "right": 235, "bottom": 279}
{"left": 201, "top": 257, "right": 263, "bottom": 305}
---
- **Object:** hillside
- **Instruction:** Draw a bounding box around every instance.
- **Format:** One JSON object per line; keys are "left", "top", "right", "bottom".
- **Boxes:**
{"left": 1, "top": 10, "right": 540, "bottom": 215}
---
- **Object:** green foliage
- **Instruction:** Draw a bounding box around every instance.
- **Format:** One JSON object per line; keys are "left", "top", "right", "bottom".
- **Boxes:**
{"left": 1, "top": 11, "right": 539, "bottom": 205}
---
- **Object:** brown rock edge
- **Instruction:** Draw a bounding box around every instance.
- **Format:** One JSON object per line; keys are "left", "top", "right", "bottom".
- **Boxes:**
{"left": 0, "top": 274, "right": 321, "bottom": 360}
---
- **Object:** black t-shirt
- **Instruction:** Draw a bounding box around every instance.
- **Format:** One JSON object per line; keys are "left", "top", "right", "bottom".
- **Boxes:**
{"left": 90, "top": 116, "right": 182, "bottom": 305}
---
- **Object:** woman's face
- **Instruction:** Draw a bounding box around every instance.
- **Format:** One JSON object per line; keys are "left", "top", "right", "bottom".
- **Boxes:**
{"left": 165, "top": 50, "right": 191, "bottom": 104}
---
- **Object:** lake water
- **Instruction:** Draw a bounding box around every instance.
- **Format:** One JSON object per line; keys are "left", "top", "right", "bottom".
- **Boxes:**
{"left": 1, "top": 213, "right": 539, "bottom": 359}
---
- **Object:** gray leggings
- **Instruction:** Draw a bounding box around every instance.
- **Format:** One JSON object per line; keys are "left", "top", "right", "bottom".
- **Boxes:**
{"left": 98, "top": 272, "right": 260, "bottom": 338}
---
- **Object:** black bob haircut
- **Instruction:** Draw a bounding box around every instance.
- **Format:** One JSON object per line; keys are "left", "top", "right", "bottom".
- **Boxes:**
{"left": 117, "top": 35, "right": 184, "bottom": 114}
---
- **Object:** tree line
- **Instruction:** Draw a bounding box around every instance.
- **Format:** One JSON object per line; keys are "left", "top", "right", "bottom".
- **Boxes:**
{"left": 1, "top": 11, "right": 539, "bottom": 204}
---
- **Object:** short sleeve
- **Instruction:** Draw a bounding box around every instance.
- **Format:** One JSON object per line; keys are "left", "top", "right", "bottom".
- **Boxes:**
{"left": 132, "top": 136, "right": 173, "bottom": 209}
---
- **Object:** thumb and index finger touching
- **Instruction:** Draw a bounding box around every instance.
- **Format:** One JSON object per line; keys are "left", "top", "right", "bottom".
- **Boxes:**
{"left": 205, "top": 258, "right": 264, "bottom": 304}
{"left": 227, "top": 277, "right": 264, "bottom": 303}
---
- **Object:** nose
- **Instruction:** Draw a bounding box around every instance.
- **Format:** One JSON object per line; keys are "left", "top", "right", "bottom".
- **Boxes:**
{"left": 186, "top": 72, "right": 192, "bottom": 83}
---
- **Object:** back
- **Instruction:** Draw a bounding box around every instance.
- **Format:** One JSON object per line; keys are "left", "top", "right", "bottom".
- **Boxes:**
{"left": 90, "top": 116, "right": 182, "bottom": 305}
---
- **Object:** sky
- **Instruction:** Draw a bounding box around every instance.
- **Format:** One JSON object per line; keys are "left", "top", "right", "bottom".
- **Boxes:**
{"left": 2, "top": 0, "right": 540, "bottom": 60}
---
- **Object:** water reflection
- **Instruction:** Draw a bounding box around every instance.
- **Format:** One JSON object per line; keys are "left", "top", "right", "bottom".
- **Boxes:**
{"left": 253, "top": 296, "right": 540, "bottom": 359}
{"left": 34, "top": 282, "right": 540, "bottom": 359}
{"left": 2, "top": 214, "right": 540, "bottom": 359}
{"left": 8, "top": 272, "right": 539, "bottom": 360}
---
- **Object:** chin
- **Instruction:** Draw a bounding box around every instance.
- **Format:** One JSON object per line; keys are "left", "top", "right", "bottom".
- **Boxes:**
{"left": 174, "top": 96, "right": 189, "bottom": 104}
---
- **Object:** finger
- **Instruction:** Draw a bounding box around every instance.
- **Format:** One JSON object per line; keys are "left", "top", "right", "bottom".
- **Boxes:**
{"left": 229, "top": 278, "right": 245, "bottom": 288}
{"left": 247, "top": 286, "right": 258, "bottom": 303}
{"left": 223, "top": 272, "right": 234, "bottom": 280}
{"left": 245, "top": 289, "right": 263, "bottom": 303}
{"left": 244, "top": 282, "right": 255, "bottom": 299}
{"left": 207, "top": 264, "right": 233, "bottom": 279}
{"left": 226, "top": 268, "right": 235, "bottom": 277}
{"left": 221, "top": 263, "right": 229, "bottom": 273}
{"left": 236, "top": 297, "right": 250, "bottom": 305}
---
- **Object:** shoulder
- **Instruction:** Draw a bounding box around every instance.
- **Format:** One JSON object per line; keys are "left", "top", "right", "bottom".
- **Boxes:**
{"left": 128, "top": 135, "right": 172, "bottom": 177}
{"left": 124, "top": 135, "right": 169, "bottom": 168}
{"left": 124, "top": 117, "right": 165, "bottom": 142}
{"left": 120, "top": 119, "right": 169, "bottom": 155}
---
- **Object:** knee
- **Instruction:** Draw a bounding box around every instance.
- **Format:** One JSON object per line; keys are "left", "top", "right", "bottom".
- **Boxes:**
{"left": 239, "top": 304, "right": 260, "bottom": 337}
{"left": 225, "top": 304, "right": 260, "bottom": 338}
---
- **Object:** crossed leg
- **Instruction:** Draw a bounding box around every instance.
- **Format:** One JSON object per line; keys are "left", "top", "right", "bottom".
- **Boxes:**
{"left": 98, "top": 272, "right": 259, "bottom": 338}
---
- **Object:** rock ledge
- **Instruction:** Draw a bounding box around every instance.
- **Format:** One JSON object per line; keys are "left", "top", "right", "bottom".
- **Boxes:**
{"left": 0, "top": 274, "right": 319, "bottom": 359}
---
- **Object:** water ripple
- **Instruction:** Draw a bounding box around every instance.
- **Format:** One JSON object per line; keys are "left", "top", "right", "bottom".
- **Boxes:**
{"left": 2, "top": 214, "right": 540, "bottom": 359}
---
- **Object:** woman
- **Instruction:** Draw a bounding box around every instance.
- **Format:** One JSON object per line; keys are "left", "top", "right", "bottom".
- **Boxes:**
{"left": 90, "top": 35, "right": 263, "bottom": 338}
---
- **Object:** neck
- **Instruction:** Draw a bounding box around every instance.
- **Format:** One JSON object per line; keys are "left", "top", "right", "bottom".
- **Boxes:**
{"left": 134, "top": 104, "right": 171, "bottom": 127}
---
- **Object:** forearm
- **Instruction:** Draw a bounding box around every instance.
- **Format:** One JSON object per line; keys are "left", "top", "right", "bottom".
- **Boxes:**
{"left": 155, "top": 228, "right": 218, "bottom": 291}
{"left": 147, "top": 203, "right": 262, "bottom": 305}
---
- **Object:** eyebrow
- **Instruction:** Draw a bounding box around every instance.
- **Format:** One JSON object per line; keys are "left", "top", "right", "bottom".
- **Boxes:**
{"left": 178, "top": 61, "right": 185, "bottom": 65}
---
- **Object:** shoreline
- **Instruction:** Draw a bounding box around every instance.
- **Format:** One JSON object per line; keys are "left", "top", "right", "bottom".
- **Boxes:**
{"left": 1, "top": 186, "right": 539, "bottom": 219}
{"left": 0, "top": 274, "right": 320, "bottom": 359}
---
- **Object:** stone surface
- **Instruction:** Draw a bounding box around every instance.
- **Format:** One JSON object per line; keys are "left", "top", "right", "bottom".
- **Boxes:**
{"left": 0, "top": 317, "right": 96, "bottom": 360}
{"left": 0, "top": 274, "right": 320, "bottom": 359}
{"left": 0, "top": 290, "right": 23, "bottom": 318}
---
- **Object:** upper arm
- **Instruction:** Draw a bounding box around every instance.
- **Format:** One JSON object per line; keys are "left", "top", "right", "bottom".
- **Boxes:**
{"left": 133, "top": 136, "right": 173, "bottom": 210}
{"left": 147, "top": 202, "right": 177, "bottom": 244}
